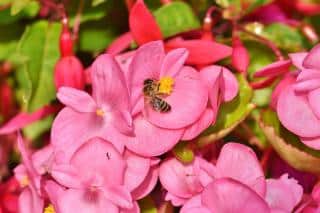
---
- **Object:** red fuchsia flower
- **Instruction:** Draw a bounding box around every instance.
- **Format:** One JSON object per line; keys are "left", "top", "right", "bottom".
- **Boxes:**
{"left": 51, "top": 54, "right": 132, "bottom": 159}
{"left": 259, "top": 44, "right": 320, "bottom": 149}
{"left": 0, "top": 81, "right": 14, "bottom": 122}
{"left": 231, "top": 35, "right": 250, "bottom": 73}
{"left": 160, "top": 143, "right": 303, "bottom": 212}
{"left": 108, "top": 0, "right": 232, "bottom": 66}
{"left": 54, "top": 56, "right": 86, "bottom": 90}
{"left": 299, "top": 182, "right": 320, "bottom": 212}
{"left": 48, "top": 137, "right": 159, "bottom": 213}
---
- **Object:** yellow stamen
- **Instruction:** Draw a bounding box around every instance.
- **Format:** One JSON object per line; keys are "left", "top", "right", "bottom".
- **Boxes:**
{"left": 96, "top": 108, "right": 105, "bottom": 117}
{"left": 158, "top": 76, "right": 174, "bottom": 95}
{"left": 44, "top": 204, "right": 55, "bottom": 213}
{"left": 20, "top": 175, "right": 29, "bottom": 187}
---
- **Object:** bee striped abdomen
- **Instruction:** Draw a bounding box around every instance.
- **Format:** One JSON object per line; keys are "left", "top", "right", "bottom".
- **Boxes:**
{"left": 150, "top": 97, "right": 171, "bottom": 113}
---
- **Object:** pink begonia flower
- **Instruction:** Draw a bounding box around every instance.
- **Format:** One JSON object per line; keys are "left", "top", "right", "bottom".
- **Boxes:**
{"left": 299, "top": 182, "right": 320, "bottom": 212}
{"left": 160, "top": 143, "right": 303, "bottom": 212}
{"left": 14, "top": 134, "right": 44, "bottom": 213}
{"left": 120, "top": 41, "right": 210, "bottom": 156}
{"left": 49, "top": 137, "right": 158, "bottom": 213}
{"left": 51, "top": 54, "right": 132, "bottom": 159}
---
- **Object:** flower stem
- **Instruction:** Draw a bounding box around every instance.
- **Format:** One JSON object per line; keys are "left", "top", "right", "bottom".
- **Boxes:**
{"left": 72, "top": 0, "right": 84, "bottom": 42}
{"left": 239, "top": 26, "right": 284, "bottom": 61}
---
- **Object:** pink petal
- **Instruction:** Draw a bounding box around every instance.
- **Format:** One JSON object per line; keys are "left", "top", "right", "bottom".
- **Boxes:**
{"left": 57, "top": 189, "right": 118, "bottom": 213}
{"left": 297, "top": 69, "right": 320, "bottom": 82}
{"left": 57, "top": 87, "right": 96, "bottom": 113}
{"left": 277, "top": 85, "right": 320, "bottom": 137}
{"left": 200, "top": 65, "right": 239, "bottom": 102}
{"left": 91, "top": 54, "right": 130, "bottom": 112}
{"left": 165, "top": 193, "right": 189, "bottom": 206}
{"left": 129, "top": 0, "right": 163, "bottom": 45}
{"left": 265, "top": 174, "right": 303, "bottom": 212}
{"left": 19, "top": 187, "right": 44, "bottom": 213}
{"left": 31, "top": 145, "right": 54, "bottom": 175}
{"left": 159, "top": 158, "right": 203, "bottom": 200}
{"left": 202, "top": 178, "right": 270, "bottom": 213}
{"left": 145, "top": 67, "right": 208, "bottom": 129}
{"left": 289, "top": 53, "right": 308, "bottom": 70}
{"left": 102, "top": 185, "right": 133, "bottom": 209}
{"left": 254, "top": 60, "right": 291, "bottom": 78}
{"left": 123, "top": 115, "right": 183, "bottom": 157}
{"left": 182, "top": 108, "right": 214, "bottom": 140}
{"left": 165, "top": 39, "right": 232, "bottom": 65}
{"left": 180, "top": 195, "right": 211, "bottom": 213}
{"left": 232, "top": 36, "right": 250, "bottom": 73}
{"left": 308, "top": 88, "right": 320, "bottom": 120}
{"left": 129, "top": 41, "right": 165, "bottom": 108}
{"left": 107, "top": 32, "right": 134, "bottom": 55}
{"left": 293, "top": 79, "right": 320, "bottom": 92}
{"left": 300, "top": 137, "right": 320, "bottom": 150}
{"left": 51, "top": 108, "right": 125, "bottom": 161}
{"left": 44, "top": 180, "right": 65, "bottom": 211}
{"left": 303, "top": 44, "right": 320, "bottom": 70}
{"left": 70, "top": 138, "right": 126, "bottom": 186}
{"left": 131, "top": 166, "right": 159, "bottom": 200}
{"left": 160, "top": 48, "right": 189, "bottom": 78}
{"left": 215, "top": 143, "right": 266, "bottom": 197}
{"left": 0, "top": 106, "right": 57, "bottom": 135}
{"left": 271, "top": 73, "right": 297, "bottom": 109}
{"left": 120, "top": 201, "right": 140, "bottom": 213}
{"left": 124, "top": 151, "right": 151, "bottom": 192}
{"left": 50, "top": 164, "right": 84, "bottom": 189}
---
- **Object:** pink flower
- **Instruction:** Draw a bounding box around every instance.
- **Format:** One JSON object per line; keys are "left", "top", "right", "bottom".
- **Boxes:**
{"left": 267, "top": 44, "right": 320, "bottom": 149}
{"left": 51, "top": 54, "right": 132, "bottom": 159}
{"left": 121, "top": 41, "right": 209, "bottom": 156}
{"left": 160, "top": 142, "right": 303, "bottom": 212}
{"left": 14, "top": 134, "right": 44, "bottom": 213}
{"left": 49, "top": 137, "right": 158, "bottom": 213}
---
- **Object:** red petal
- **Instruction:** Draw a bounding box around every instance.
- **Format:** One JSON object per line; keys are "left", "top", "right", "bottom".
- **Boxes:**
{"left": 129, "top": 0, "right": 163, "bottom": 45}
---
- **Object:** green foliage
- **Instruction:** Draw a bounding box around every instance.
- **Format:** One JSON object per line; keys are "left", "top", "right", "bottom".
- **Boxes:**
{"left": 0, "top": 1, "right": 39, "bottom": 25}
{"left": 91, "top": 0, "right": 107, "bottom": 7}
{"left": 154, "top": 2, "right": 200, "bottom": 38}
{"left": 260, "top": 109, "right": 320, "bottom": 174}
{"left": 261, "top": 23, "right": 309, "bottom": 52}
{"left": 14, "top": 21, "right": 61, "bottom": 112}
{"left": 0, "top": 23, "right": 23, "bottom": 60}
{"left": 173, "top": 141, "right": 195, "bottom": 163}
{"left": 198, "top": 75, "right": 254, "bottom": 147}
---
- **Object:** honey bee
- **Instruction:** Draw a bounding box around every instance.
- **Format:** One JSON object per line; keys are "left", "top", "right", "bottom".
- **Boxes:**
{"left": 143, "top": 79, "right": 171, "bottom": 113}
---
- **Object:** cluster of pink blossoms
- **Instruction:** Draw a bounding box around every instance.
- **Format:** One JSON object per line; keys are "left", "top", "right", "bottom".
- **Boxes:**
{"left": 12, "top": 41, "right": 241, "bottom": 213}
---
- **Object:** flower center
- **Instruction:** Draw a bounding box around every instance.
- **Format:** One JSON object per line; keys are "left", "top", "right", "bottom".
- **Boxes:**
{"left": 96, "top": 108, "right": 105, "bottom": 117}
{"left": 44, "top": 204, "right": 55, "bottom": 213}
{"left": 20, "top": 175, "right": 29, "bottom": 187}
{"left": 158, "top": 76, "right": 174, "bottom": 95}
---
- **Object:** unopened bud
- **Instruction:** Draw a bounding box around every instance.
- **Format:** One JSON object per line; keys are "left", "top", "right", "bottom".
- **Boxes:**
{"left": 54, "top": 56, "right": 85, "bottom": 90}
{"left": 232, "top": 36, "right": 250, "bottom": 73}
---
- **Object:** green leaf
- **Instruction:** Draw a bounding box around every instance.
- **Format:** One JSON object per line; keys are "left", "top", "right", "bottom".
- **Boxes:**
{"left": 0, "top": 23, "right": 23, "bottom": 60}
{"left": 259, "top": 109, "right": 320, "bottom": 174}
{"left": 197, "top": 74, "right": 254, "bottom": 147}
{"left": 154, "top": 2, "right": 200, "bottom": 38}
{"left": 139, "top": 196, "right": 157, "bottom": 213}
{"left": 14, "top": 21, "right": 61, "bottom": 111}
{"left": 23, "top": 116, "right": 53, "bottom": 140}
{"left": 261, "top": 23, "right": 308, "bottom": 52}
{"left": 0, "top": 1, "right": 39, "bottom": 25}
{"left": 11, "top": 0, "right": 30, "bottom": 15}
{"left": 252, "top": 88, "right": 272, "bottom": 107}
{"left": 79, "top": 20, "right": 119, "bottom": 53}
{"left": 92, "top": 0, "right": 106, "bottom": 7}
{"left": 216, "top": 0, "right": 271, "bottom": 18}
{"left": 173, "top": 141, "right": 194, "bottom": 163}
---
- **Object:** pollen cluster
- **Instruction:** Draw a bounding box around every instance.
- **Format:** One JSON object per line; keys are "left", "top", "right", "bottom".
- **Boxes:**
{"left": 158, "top": 76, "right": 174, "bottom": 95}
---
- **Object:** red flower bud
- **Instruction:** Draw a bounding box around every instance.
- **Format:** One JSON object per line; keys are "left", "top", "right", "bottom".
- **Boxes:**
{"left": 231, "top": 36, "right": 250, "bottom": 73}
{"left": 54, "top": 56, "right": 85, "bottom": 90}
{"left": 59, "top": 18, "right": 74, "bottom": 58}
